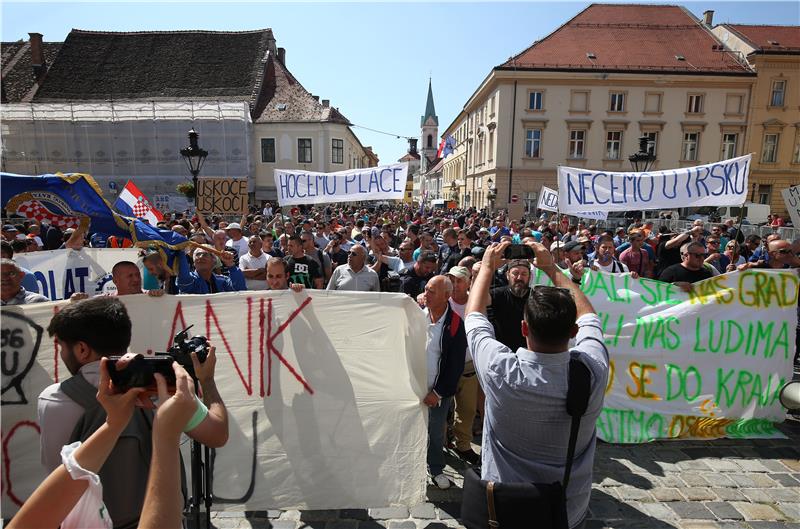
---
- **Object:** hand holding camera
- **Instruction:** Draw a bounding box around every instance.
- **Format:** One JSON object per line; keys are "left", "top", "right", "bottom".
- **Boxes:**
{"left": 97, "top": 357, "right": 147, "bottom": 430}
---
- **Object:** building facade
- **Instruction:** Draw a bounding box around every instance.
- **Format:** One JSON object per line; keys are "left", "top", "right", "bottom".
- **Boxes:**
{"left": 713, "top": 22, "right": 800, "bottom": 217}
{"left": 441, "top": 4, "right": 756, "bottom": 218}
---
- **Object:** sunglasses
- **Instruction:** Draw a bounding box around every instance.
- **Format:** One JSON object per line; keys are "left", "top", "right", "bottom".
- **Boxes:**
{"left": 685, "top": 252, "right": 707, "bottom": 258}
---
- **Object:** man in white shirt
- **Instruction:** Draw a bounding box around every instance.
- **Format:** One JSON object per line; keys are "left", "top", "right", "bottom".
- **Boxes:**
{"left": 239, "top": 235, "right": 269, "bottom": 290}
{"left": 327, "top": 244, "right": 380, "bottom": 292}
{"left": 224, "top": 223, "right": 249, "bottom": 258}
{"left": 589, "top": 235, "right": 634, "bottom": 275}
{"left": 446, "top": 266, "right": 480, "bottom": 465}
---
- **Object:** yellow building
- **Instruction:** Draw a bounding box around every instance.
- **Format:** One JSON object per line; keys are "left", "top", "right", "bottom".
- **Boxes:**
{"left": 713, "top": 23, "right": 800, "bottom": 218}
{"left": 441, "top": 5, "right": 757, "bottom": 218}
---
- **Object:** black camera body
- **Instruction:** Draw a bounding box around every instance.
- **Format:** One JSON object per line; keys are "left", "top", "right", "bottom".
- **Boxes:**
{"left": 107, "top": 325, "right": 209, "bottom": 390}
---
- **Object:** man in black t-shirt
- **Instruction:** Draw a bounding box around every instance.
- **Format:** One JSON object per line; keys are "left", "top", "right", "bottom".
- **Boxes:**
{"left": 400, "top": 251, "right": 437, "bottom": 299}
{"left": 658, "top": 241, "right": 713, "bottom": 291}
{"left": 487, "top": 259, "right": 531, "bottom": 351}
{"left": 284, "top": 235, "right": 323, "bottom": 288}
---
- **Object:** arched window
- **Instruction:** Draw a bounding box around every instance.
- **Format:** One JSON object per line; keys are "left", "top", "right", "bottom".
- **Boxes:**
{"left": 427, "top": 134, "right": 433, "bottom": 148}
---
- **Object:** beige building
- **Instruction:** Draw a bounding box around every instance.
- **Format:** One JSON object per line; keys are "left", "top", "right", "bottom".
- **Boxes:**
{"left": 441, "top": 5, "right": 756, "bottom": 218}
{"left": 712, "top": 22, "right": 800, "bottom": 218}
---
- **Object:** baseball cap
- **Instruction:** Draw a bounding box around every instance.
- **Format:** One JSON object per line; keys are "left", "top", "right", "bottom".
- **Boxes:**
{"left": 471, "top": 246, "right": 486, "bottom": 258}
{"left": 2, "top": 224, "right": 18, "bottom": 232}
{"left": 447, "top": 266, "right": 471, "bottom": 282}
{"left": 550, "top": 241, "right": 564, "bottom": 252}
{"left": 564, "top": 240, "right": 584, "bottom": 252}
{"left": 225, "top": 223, "right": 242, "bottom": 231}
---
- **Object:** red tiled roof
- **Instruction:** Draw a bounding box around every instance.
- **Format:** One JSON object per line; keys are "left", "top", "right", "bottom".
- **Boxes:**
{"left": 398, "top": 152, "right": 420, "bottom": 161}
{"left": 724, "top": 24, "right": 800, "bottom": 53}
{"left": 500, "top": 4, "right": 751, "bottom": 74}
{"left": 252, "top": 52, "right": 350, "bottom": 124}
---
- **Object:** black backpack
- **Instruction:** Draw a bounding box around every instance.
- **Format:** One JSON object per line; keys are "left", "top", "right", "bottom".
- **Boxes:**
{"left": 61, "top": 374, "right": 154, "bottom": 529}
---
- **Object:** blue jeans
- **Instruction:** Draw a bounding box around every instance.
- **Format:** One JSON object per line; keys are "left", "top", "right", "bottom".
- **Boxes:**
{"left": 427, "top": 396, "right": 453, "bottom": 476}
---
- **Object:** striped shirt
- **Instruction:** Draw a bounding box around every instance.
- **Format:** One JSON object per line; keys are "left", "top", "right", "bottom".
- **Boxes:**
{"left": 465, "top": 311, "right": 609, "bottom": 529}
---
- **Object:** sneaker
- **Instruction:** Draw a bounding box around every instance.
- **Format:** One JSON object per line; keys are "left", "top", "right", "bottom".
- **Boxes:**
{"left": 432, "top": 473, "right": 451, "bottom": 490}
{"left": 455, "top": 448, "right": 481, "bottom": 465}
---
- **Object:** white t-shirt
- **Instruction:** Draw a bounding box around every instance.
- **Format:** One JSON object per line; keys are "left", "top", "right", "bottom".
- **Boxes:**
{"left": 239, "top": 251, "right": 269, "bottom": 290}
{"left": 226, "top": 237, "right": 249, "bottom": 258}
{"left": 590, "top": 258, "right": 629, "bottom": 273}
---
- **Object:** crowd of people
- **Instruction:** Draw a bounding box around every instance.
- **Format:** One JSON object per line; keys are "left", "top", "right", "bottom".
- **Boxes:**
{"left": 3, "top": 201, "right": 799, "bottom": 529}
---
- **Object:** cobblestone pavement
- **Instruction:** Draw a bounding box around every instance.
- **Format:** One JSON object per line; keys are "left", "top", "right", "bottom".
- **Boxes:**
{"left": 207, "top": 417, "right": 800, "bottom": 529}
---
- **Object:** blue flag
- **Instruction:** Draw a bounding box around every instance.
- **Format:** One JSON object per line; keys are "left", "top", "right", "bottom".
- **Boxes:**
{"left": 1, "top": 172, "right": 189, "bottom": 256}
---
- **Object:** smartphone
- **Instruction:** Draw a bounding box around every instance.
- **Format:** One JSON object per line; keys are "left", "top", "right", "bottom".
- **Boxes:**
{"left": 106, "top": 355, "right": 176, "bottom": 391}
{"left": 504, "top": 244, "right": 535, "bottom": 260}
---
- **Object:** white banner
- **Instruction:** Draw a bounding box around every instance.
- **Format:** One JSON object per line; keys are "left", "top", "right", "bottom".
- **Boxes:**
{"left": 13, "top": 248, "right": 139, "bottom": 300}
{"left": 274, "top": 163, "right": 409, "bottom": 206}
{"left": 781, "top": 184, "right": 800, "bottom": 229}
{"left": 1, "top": 291, "right": 428, "bottom": 515}
{"left": 557, "top": 154, "right": 751, "bottom": 214}
{"left": 532, "top": 268, "right": 797, "bottom": 443}
{"left": 537, "top": 185, "right": 608, "bottom": 220}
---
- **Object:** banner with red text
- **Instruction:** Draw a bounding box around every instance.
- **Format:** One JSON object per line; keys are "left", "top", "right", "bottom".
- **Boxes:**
{"left": 1, "top": 291, "right": 428, "bottom": 515}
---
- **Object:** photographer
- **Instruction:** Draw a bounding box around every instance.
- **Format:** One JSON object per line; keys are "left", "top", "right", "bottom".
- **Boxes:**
{"left": 38, "top": 296, "right": 229, "bottom": 529}
{"left": 11, "top": 359, "right": 197, "bottom": 529}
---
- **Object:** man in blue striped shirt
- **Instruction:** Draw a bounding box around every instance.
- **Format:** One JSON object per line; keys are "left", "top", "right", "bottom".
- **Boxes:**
{"left": 465, "top": 241, "right": 609, "bottom": 529}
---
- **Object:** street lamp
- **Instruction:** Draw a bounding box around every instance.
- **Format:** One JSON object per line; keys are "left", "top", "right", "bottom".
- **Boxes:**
{"left": 180, "top": 128, "right": 208, "bottom": 206}
{"left": 487, "top": 177, "right": 497, "bottom": 212}
{"left": 628, "top": 136, "right": 656, "bottom": 172}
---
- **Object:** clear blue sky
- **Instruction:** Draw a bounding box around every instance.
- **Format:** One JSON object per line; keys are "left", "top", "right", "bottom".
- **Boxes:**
{"left": 3, "top": 1, "right": 798, "bottom": 164}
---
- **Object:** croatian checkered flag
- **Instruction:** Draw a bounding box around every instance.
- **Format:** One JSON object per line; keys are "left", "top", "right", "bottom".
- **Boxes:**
{"left": 113, "top": 180, "right": 164, "bottom": 224}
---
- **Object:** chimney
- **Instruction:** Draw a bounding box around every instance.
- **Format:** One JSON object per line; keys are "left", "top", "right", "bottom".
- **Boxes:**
{"left": 312, "top": 95, "right": 319, "bottom": 103}
{"left": 29, "top": 32, "right": 46, "bottom": 82}
{"left": 703, "top": 10, "right": 714, "bottom": 26}
{"left": 277, "top": 47, "right": 286, "bottom": 65}
{"left": 408, "top": 138, "right": 418, "bottom": 155}
{"left": 322, "top": 99, "right": 329, "bottom": 108}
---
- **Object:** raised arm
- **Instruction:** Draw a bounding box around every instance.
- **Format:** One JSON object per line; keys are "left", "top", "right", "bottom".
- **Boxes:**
{"left": 532, "top": 243, "right": 595, "bottom": 318}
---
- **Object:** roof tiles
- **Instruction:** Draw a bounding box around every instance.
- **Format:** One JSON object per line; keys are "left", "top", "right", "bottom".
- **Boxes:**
{"left": 501, "top": 4, "right": 751, "bottom": 74}
{"left": 725, "top": 24, "right": 800, "bottom": 52}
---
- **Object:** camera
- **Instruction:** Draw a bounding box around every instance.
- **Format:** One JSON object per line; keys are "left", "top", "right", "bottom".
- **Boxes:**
{"left": 107, "top": 325, "right": 210, "bottom": 391}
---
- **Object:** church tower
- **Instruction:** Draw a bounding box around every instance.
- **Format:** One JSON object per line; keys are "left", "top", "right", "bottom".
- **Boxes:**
{"left": 420, "top": 79, "right": 439, "bottom": 164}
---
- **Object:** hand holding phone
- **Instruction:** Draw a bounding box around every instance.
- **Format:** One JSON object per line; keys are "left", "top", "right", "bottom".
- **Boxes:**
{"left": 503, "top": 244, "right": 535, "bottom": 260}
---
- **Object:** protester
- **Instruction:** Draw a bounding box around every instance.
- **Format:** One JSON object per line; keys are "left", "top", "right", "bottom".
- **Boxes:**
{"left": 109, "top": 261, "right": 165, "bottom": 297}
{"left": 658, "top": 241, "right": 714, "bottom": 290}
{"left": 487, "top": 259, "right": 531, "bottom": 351}
{"left": 265, "top": 257, "right": 305, "bottom": 291}
{"left": 327, "top": 244, "right": 380, "bottom": 292}
{"left": 285, "top": 235, "right": 324, "bottom": 289}
{"left": 239, "top": 234, "right": 269, "bottom": 290}
{"left": 38, "top": 296, "right": 229, "bottom": 529}
{"left": 421, "top": 275, "right": 466, "bottom": 490}
{"left": 619, "top": 229, "right": 652, "bottom": 278}
{"left": 1, "top": 258, "right": 48, "bottom": 305}
{"left": 465, "top": 240, "right": 608, "bottom": 529}
{"left": 400, "top": 251, "right": 437, "bottom": 299}
{"left": 142, "top": 249, "right": 179, "bottom": 294}
{"left": 1, "top": 239, "right": 41, "bottom": 294}
{"left": 178, "top": 247, "right": 246, "bottom": 294}
{"left": 301, "top": 231, "right": 333, "bottom": 284}
{"left": 589, "top": 236, "right": 632, "bottom": 274}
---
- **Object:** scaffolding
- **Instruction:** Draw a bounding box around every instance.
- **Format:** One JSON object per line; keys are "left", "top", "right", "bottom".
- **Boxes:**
{"left": 1, "top": 101, "right": 253, "bottom": 205}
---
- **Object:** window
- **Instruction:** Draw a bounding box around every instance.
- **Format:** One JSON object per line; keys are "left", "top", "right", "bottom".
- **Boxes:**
{"left": 525, "top": 128, "right": 542, "bottom": 158}
{"left": 489, "top": 96, "right": 495, "bottom": 116}
{"left": 687, "top": 94, "right": 704, "bottom": 114}
{"left": 609, "top": 92, "right": 625, "bottom": 112}
{"left": 298, "top": 138, "right": 312, "bottom": 163}
{"left": 568, "top": 130, "right": 586, "bottom": 158}
{"left": 682, "top": 132, "right": 699, "bottom": 161}
{"left": 762, "top": 133, "right": 779, "bottom": 163}
{"left": 529, "top": 91, "right": 543, "bottom": 111}
{"left": 721, "top": 133, "right": 738, "bottom": 159}
{"left": 770, "top": 80, "right": 786, "bottom": 107}
{"left": 427, "top": 134, "right": 433, "bottom": 148}
{"left": 331, "top": 139, "right": 344, "bottom": 164}
{"left": 644, "top": 93, "right": 662, "bottom": 114}
{"left": 725, "top": 94, "right": 744, "bottom": 115}
{"left": 488, "top": 130, "right": 494, "bottom": 162}
{"left": 758, "top": 185, "right": 772, "bottom": 205}
{"left": 570, "top": 91, "right": 589, "bottom": 112}
{"left": 793, "top": 134, "right": 800, "bottom": 163}
{"left": 260, "top": 138, "right": 275, "bottom": 163}
{"left": 643, "top": 131, "right": 658, "bottom": 157}
{"left": 606, "top": 131, "right": 622, "bottom": 159}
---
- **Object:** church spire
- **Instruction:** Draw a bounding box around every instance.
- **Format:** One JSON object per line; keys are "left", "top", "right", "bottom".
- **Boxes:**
{"left": 421, "top": 78, "right": 438, "bottom": 127}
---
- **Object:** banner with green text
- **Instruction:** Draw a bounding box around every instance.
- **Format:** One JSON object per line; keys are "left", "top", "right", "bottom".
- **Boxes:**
{"left": 532, "top": 268, "right": 798, "bottom": 443}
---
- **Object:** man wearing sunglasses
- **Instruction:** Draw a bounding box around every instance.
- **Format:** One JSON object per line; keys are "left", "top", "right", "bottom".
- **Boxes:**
{"left": 464, "top": 241, "right": 608, "bottom": 529}
{"left": 657, "top": 242, "right": 713, "bottom": 292}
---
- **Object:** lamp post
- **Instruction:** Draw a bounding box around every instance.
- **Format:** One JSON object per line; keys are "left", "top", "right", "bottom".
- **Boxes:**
{"left": 180, "top": 128, "right": 208, "bottom": 207}
{"left": 487, "top": 177, "right": 497, "bottom": 213}
{"left": 628, "top": 136, "right": 656, "bottom": 173}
